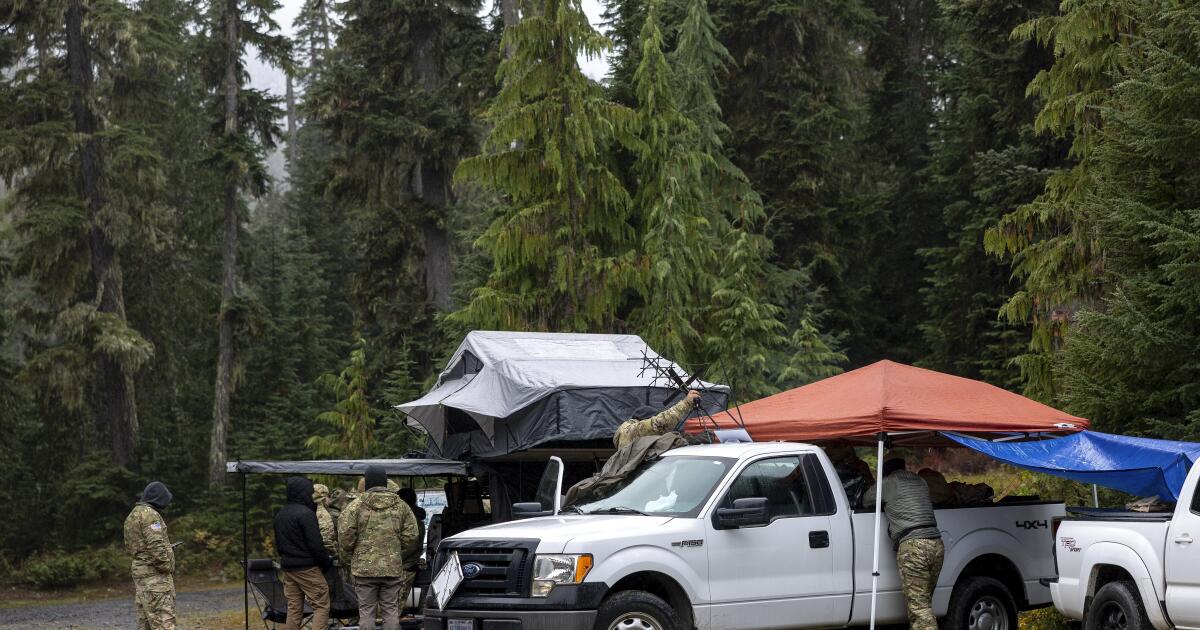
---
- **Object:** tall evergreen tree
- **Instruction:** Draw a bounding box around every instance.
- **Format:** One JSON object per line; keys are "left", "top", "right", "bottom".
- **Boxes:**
{"left": 984, "top": 0, "right": 1131, "bottom": 397}
{"left": 918, "top": 0, "right": 1064, "bottom": 387}
{"left": 205, "top": 0, "right": 288, "bottom": 485}
{"left": 1054, "top": 0, "right": 1200, "bottom": 438}
{"left": 455, "top": 0, "right": 639, "bottom": 331}
{"left": 711, "top": 0, "right": 875, "bottom": 364}
{"left": 856, "top": 0, "right": 942, "bottom": 363}
{"left": 0, "top": 0, "right": 168, "bottom": 468}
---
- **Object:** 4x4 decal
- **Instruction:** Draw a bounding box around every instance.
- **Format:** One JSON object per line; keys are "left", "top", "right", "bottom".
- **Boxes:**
{"left": 1015, "top": 520, "right": 1049, "bottom": 530}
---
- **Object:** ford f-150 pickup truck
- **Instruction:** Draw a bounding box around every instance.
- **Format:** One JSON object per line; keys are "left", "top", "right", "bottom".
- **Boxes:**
{"left": 1050, "top": 455, "right": 1200, "bottom": 629}
{"left": 425, "top": 442, "right": 1064, "bottom": 630}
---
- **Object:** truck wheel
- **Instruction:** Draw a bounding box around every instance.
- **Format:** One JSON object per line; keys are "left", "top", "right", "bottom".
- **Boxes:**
{"left": 1085, "top": 581, "right": 1151, "bottom": 630}
{"left": 945, "top": 576, "right": 1018, "bottom": 630}
{"left": 595, "top": 590, "right": 684, "bottom": 630}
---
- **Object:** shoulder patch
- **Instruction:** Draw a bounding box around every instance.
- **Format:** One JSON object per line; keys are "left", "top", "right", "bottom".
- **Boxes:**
{"left": 150, "top": 522, "right": 163, "bottom": 531}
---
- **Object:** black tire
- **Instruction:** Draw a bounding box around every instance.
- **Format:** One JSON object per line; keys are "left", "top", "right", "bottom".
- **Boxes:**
{"left": 1084, "top": 581, "right": 1151, "bottom": 630}
{"left": 945, "top": 575, "right": 1018, "bottom": 630}
{"left": 594, "top": 590, "right": 685, "bottom": 630}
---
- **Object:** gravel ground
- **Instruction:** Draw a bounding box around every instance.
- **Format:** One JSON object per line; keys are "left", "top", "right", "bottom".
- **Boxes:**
{"left": 0, "top": 586, "right": 247, "bottom": 630}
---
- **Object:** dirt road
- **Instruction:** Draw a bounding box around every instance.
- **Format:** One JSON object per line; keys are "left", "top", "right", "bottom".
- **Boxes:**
{"left": 0, "top": 585, "right": 247, "bottom": 629}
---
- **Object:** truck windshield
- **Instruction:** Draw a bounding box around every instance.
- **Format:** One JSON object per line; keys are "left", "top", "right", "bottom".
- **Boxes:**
{"left": 571, "top": 456, "right": 735, "bottom": 517}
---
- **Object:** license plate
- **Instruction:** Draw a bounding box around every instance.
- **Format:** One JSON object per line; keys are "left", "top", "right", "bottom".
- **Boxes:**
{"left": 448, "top": 619, "right": 473, "bottom": 630}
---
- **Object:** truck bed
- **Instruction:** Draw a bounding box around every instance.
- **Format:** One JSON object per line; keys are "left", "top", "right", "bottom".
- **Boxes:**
{"left": 1064, "top": 506, "right": 1174, "bottom": 522}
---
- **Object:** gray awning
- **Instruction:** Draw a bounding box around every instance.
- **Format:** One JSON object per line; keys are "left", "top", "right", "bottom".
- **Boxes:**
{"left": 225, "top": 458, "right": 467, "bottom": 476}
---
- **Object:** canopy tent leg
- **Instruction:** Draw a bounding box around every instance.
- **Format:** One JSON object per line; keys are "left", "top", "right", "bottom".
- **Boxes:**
{"left": 1093, "top": 483, "right": 1100, "bottom": 508}
{"left": 242, "top": 472, "right": 249, "bottom": 630}
{"left": 869, "top": 433, "right": 885, "bottom": 630}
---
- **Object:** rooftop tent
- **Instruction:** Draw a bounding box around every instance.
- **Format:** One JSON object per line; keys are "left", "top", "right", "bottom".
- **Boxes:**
{"left": 946, "top": 431, "right": 1200, "bottom": 502}
{"left": 398, "top": 331, "right": 730, "bottom": 460}
{"left": 225, "top": 458, "right": 467, "bottom": 476}
{"left": 690, "top": 359, "right": 1089, "bottom": 445}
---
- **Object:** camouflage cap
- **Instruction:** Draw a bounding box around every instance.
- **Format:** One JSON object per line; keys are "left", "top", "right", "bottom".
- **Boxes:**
{"left": 313, "top": 483, "right": 330, "bottom": 504}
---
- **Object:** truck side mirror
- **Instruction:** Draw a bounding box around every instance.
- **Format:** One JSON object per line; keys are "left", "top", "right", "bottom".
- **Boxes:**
{"left": 715, "top": 497, "right": 770, "bottom": 529}
{"left": 513, "top": 502, "right": 553, "bottom": 519}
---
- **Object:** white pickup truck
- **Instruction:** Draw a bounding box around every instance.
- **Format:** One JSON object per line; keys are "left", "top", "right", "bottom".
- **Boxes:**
{"left": 424, "top": 442, "right": 1064, "bottom": 630}
{"left": 1050, "top": 457, "right": 1200, "bottom": 629}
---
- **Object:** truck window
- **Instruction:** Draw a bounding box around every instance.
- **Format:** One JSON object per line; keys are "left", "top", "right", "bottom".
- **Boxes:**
{"left": 1191, "top": 484, "right": 1200, "bottom": 516}
{"left": 721, "top": 456, "right": 814, "bottom": 520}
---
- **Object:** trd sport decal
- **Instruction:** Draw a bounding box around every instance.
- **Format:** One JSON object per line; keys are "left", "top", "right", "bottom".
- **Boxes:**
{"left": 671, "top": 540, "right": 704, "bottom": 548}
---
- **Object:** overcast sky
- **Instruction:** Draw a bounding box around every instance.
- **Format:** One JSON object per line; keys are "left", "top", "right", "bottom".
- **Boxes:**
{"left": 247, "top": 0, "right": 613, "bottom": 97}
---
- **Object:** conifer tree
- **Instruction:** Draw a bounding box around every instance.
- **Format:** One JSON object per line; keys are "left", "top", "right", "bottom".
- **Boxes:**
{"left": 629, "top": 1, "right": 709, "bottom": 360}
{"left": 984, "top": 0, "right": 1131, "bottom": 397}
{"left": 0, "top": 0, "right": 171, "bottom": 467}
{"left": 918, "top": 0, "right": 1064, "bottom": 387}
{"left": 711, "top": 0, "right": 875, "bottom": 363}
{"left": 205, "top": 0, "right": 289, "bottom": 485}
{"left": 455, "top": 0, "right": 639, "bottom": 331}
{"left": 1054, "top": 1, "right": 1200, "bottom": 438}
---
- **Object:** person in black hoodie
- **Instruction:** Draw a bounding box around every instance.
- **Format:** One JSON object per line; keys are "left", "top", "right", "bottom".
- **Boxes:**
{"left": 274, "top": 477, "right": 334, "bottom": 630}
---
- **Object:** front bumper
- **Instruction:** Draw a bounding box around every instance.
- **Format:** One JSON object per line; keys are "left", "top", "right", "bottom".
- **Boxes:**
{"left": 424, "top": 583, "right": 607, "bottom": 630}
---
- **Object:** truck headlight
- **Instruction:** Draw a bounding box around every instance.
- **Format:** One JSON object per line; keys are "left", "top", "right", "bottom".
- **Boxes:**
{"left": 531, "top": 554, "right": 593, "bottom": 597}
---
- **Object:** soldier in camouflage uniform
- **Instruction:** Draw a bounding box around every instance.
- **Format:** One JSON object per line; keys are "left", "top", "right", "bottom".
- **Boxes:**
{"left": 123, "top": 481, "right": 177, "bottom": 630}
{"left": 613, "top": 390, "right": 701, "bottom": 449}
{"left": 866, "top": 458, "right": 944, "bottom": 630}
{"left": 339, "top": 466, "right": 419, "bottom": 630}
{"left": 313, "top": 483, "right": 338, "bottom": 555}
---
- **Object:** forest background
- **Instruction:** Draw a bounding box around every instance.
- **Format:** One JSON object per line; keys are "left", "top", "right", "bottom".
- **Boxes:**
{"left": 1, "top": 0, "right": 1197, "bottom": 598}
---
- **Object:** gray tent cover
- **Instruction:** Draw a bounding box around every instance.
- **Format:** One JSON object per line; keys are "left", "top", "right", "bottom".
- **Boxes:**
{"left": 397, "top": 331, "right": 730, "bottom": 459}
{"left": 226, "top": 459, "right": 467, "bottom": 476}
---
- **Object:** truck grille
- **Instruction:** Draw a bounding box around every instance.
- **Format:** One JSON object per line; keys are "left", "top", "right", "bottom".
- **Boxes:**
{"left": 435, "top": 539, "right": 538, "bottom": 598}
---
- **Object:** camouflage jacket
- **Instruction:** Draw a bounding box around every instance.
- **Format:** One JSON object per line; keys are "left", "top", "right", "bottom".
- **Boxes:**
{"left": 123, "top": 503, "right": 174, "bottom": 579}
{"left": 613, "top": 397, "right": 697, "bottom": 449}
{"left": 338, "top": 488, "right": 418, "bottom": 578}
{"left": 316, "top": 505, "right": 337, "bottom": 555}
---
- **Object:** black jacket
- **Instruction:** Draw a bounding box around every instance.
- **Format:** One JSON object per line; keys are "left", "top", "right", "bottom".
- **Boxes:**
{"left": 274, "top": 477, "right": 334, "bottom": 571}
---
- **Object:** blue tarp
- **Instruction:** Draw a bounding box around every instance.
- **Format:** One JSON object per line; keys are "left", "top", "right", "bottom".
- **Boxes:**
{"left": 945, "top": 431, "right": 1200, "bottom": 501}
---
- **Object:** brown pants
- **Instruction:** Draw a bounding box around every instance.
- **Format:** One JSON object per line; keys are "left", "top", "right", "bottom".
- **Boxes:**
{"left": 282, "top": 566, "right": 330, "bottom": 630}
{"left": 354, "top": 576, "right": 403, "bottom": 630}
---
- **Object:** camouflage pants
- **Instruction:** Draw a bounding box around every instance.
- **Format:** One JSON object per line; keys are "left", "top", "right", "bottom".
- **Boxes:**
{"left": 896, "top": 537, "right": 944, "bottom": 630}
{"left": 133, "top": 574, "right": 177, "bottom": 630}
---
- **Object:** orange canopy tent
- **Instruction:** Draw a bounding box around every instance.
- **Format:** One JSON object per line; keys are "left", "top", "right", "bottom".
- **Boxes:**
{"left": 697, "top": 359, "right": 1088, "bottom": 629}
{"left": 694, "top": 360, "right": 1088, "bottom": 629}
{"left": 691, "top": 359, "right": 1088, "bottom": 444}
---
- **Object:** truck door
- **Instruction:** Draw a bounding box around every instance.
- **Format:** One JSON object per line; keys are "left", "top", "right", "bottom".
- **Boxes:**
{"left": 1166, "top": 470, "right": 1200, "bottom": 628}
{"left": 705, "top": 454, "right": 854, "bottom": 629}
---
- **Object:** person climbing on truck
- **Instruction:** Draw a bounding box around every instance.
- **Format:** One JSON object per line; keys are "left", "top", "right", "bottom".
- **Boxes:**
{"left": 613, "top": 390, "right": 702, "bottom": 449}
{"left": 866, "top": 457, "right": 944, "bottom": 630}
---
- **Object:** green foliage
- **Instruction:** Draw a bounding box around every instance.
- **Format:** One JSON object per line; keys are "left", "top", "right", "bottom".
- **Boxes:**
{"left": 984, "top": 0, "right": 1132, "bottom": 398}
{"left": 1053, "top": 0, "right": 1200, "bottom": 439}
{"left": 455, "top": 0, "right": 640, "bottom": 332}
{"left": 308, "top": 339, "right": 379, "bottom": 458}
{"left": 17, "top": 546, "right": 126, "bottom": 589}
{"left": 918, "top": 0, "right": 1065, "bottom": 388}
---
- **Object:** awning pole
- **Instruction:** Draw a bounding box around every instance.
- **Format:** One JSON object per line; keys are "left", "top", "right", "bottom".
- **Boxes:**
{"left": 1092, "top": 484, "right": 1100, "bottom": 508}
{"left": 869, "top": 433, "right": 885, "bottom": 630}
{"left": 242, "top": 472, "right": 249, "bottom": 630}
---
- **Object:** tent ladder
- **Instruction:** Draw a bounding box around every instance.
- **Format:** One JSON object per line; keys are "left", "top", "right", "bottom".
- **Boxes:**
{"left": 242, "top": 472, "right": 249, "bottom": 630}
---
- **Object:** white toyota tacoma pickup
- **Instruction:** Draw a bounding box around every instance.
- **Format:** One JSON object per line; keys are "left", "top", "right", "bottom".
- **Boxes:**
{"left": 1050, "top": 456, "right": 1200, "bottom": 629}
{"left": 424, "top": 443, "right": 1063, "bottom": 630}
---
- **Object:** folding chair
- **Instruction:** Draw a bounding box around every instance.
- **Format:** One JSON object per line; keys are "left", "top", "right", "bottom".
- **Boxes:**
{"left": 246, "top": 559, "right": 313, "bottom": 629}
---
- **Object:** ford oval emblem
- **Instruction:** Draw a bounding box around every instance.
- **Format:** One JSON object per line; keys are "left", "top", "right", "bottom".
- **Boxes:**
{"left": 462, "top": 562, "right": 483, "bottom": 579}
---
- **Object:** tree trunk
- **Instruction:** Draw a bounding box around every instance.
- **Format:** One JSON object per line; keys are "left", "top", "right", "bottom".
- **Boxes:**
{"left": 501, "top": 0, "right": 519, "bottom": 58}
{"left": 286, "top": 72, "right": 297, "bottom": 166}
{"left": 412, "top": 20, "right": 453, "bottom": 311}
{"left": 210, "top": 0, "right": 240, "bottom": 487}
{"left": 67, "top": 0, "right": 138, "bottom": 469}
